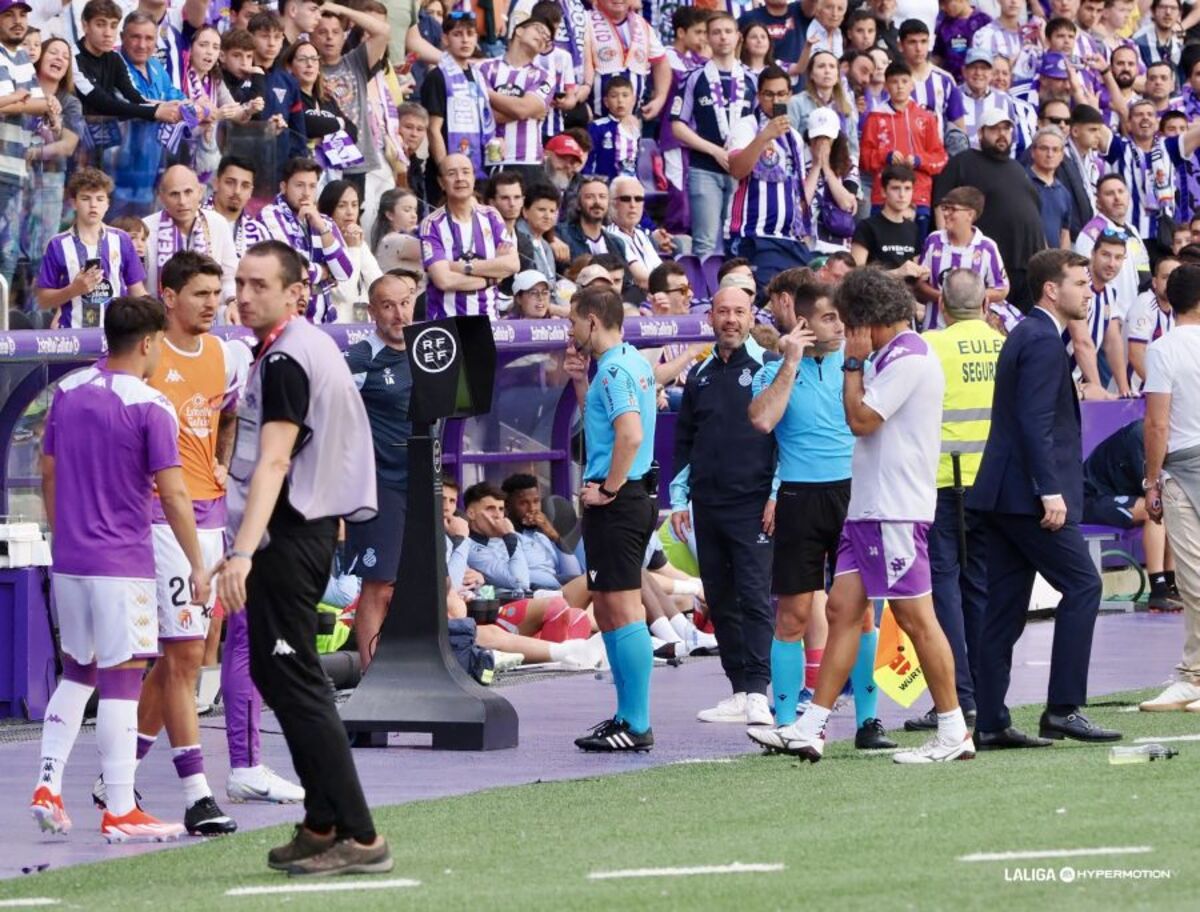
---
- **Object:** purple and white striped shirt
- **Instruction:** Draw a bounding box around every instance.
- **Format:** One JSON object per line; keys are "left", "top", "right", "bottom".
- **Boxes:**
{"left": 1066, "top": 282, "right": 1117, "bottom": 374}
{"left": 1127, "top": 290, "right": 1174, "bottom": 344}
{"left": 259, "top": 197, "right": 353, "bottom": 324}
{"left": 478, "top": 57, "right": 553, "bottom": 165}
{"left": 970, "top": 21, "right": 1021, "bottom": 62}
{"left": 536, "top": 47, "right": 577, "bottom": 141}
{"left": 420, "top": 204, "right": 513, "bottom": 320}
{"left": 911, "top": 64, "right": 964, "bottom": 132}
{"left": 917, "top": 228, "right": 1008, "bottom": 330}
{"left": 36, "top": 227, "right": 146, "bottom": 329}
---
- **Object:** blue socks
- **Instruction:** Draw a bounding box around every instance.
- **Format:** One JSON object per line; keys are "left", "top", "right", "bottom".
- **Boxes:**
{"left": 852, "top": 629, "right": 879, "bottom": 727}
{"left": 770, "top": 638, "right": 805, "bottom": 725}
{"left": 601, "top": 622, "right": 653, "bottom": 734}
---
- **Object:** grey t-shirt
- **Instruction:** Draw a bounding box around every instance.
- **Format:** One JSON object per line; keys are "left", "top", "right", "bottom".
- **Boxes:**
{"left": 321, "top": 43, "right": 379, "bottom": 174}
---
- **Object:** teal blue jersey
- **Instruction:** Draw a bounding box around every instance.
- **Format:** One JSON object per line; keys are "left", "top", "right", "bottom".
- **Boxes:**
{"left": 584, "top": 343, "right": 657, "bottom": 482}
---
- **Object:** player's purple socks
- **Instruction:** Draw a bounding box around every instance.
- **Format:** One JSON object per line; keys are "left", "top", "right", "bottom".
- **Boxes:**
{"left": 171, "top": 746, "right": 204, "bottom": 779}
{"left": 222, "top": 609, "right": 262, "bottom": 768}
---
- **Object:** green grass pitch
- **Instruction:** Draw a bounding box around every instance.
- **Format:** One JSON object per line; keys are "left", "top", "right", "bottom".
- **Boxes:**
{"left": 3, "top": 688, "right": 1196, "bottom": 912}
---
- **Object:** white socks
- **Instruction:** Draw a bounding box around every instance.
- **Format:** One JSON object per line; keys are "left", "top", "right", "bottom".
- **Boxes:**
{"left": 96, "top": 699, "right": 139, "bottom": 816}
{"left": 36, "top": 680, "right": 94, "bottom": 794}
{"left": 649, "top": 617, "right": 684, "bottom": 645}
{"left": 669, "top": 614, "right": 693, "bottom": 640}
{"left": 795, "top": 702, "right": 832, "bottom": 737}
{"left": 937, "top": 708, "right": 969, "bottom": 744}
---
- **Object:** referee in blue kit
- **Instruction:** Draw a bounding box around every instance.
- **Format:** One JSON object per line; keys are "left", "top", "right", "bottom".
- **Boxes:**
{"left": 563, "top": 285, "right": 659, "bottom": 752}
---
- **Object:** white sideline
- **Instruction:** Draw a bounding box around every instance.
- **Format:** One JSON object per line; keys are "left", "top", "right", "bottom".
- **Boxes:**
{"left": 226, "top": 879, "right": 420, "bottom": 897}
{"left": 958, "top": 847, "right": 1152, "bottom": 863}
{"left": 1134, "top": 733, "right": 1200, "bottom": 743}
{"left": 0, "top": 901, "right": 60, "bottom": 908}
{"left": 588, "top": 863, "right": 785, "bottom": 880}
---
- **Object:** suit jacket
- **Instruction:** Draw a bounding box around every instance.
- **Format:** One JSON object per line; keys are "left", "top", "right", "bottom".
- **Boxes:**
{"left": 1056, "top": 153, "right": 1093, "bottom": 241}
{"left": 967, "top": 308, "right": 1084, "bottom": 523}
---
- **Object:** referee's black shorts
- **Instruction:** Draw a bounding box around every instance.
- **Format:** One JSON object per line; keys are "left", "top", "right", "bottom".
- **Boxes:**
{"left": 772, "top": 479, "right": 851, "bottom": 595}
{"left": 582, "top": 481, "right": 657, "bottom": 592}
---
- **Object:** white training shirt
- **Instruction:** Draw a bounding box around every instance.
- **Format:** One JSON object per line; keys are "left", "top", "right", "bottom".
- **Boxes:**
{"left": 1144, "top": 324, "right": 1200, "bottom": 454}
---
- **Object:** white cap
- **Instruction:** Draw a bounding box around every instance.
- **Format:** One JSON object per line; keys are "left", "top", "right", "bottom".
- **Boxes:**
{"left": 576, "top": 264, "right": 615, "bottom": 287}
{"left": 512, "top": 270, "right": 550, "bottom": 295}
{"left": 807, "top": 107, "right": 841, "bottom": 140}
{"left": 979, "top": 108, "right": 1013, "bottom": 128}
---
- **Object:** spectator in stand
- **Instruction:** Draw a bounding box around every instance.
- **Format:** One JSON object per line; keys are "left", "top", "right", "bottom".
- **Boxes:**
{"left": 934, "top": 108, "right": 1046, "bottom": 313}
{"left": 478, "top": 15, "right": 553, "bottom": 185}
{"left": 508, "top": 269, "right": 559, "bottom": 318}
{"left": 799, "top": 0, "right": 847, "bottom": 69}
{"left": 134, "top": 0, "right": 208, "bottom": 92}
{"left": 1074, "top": 173, "right": 1151, "bottom": 326}
{"left": 959, "top": 48, "right": 1034, "bottom": 157}
{"left": 373, "top": 188, "right": 423, "bottom": 274}
{"left": 738, "top": 22, "right": 776, "bottom": 78}
{"left": 184, "top": 26, "right": 251, "bottom": 182}
{"left": 737, "top": 0, "right": 815, "bottom": 73}
{"left": 259, "top": 157, "right": 353, "bottom": 323}
{"left": 218, "top": 30, "right": 270, "bottom": 164}
{"left": 24, "top": 36, "right": 82, "bottom": 273}
{"left": 529, "top": 0, "right": 584, "bottom": 144}
{"left": 861, "top": 62, "right": 948, "bottom": 243}
{"left": 671, "top": 12, "right": 753, "bottom": 260}
{"left": 727, "top": 66, "right": 813, "bottom": 293}
{"left": 970, "top": 0, "right": 1027, "bottom": 62}
{"left": 1105, "top": 98, "right": 1194, "bottom": 241}
{"left": 1026, "top": 127, "right": 1074, "bottom": 249}
{"left": 844, "top": 8, "right": 878, "bottom": 54}
{"left": 142, "top": 165, "right": 238, "bottom": 309}
{"left": 318, "top": 179, "right": 381, "bottom": 323}
{"left": 393, "top": 102, "right": 429, "bottom": 207}
{"left": 587, "top": 0, "right": 670, "bottom": 120}
{"left": 585, "top": 75, "right": 642, "bottom": 181}
{"left": 1067, "top": 229, "right": 1129, "bottom": 395}
{"left": 802, "top": 107, "right": 859, "bottom": 254}
{"left": 899, "top": 17, "right": 965, "bottom": 133}
{"left": 932, "top": 0, "right": 990, "bottom": 82}
{"left": 74, "top": 0, "right": 182, "bottom": 128}
{"left": 518, "top": 182, "right": 566, "bottom": 285}
{"left": 246, "top": 11, "right": 308, "bottom": 176}
{"left": 207, "top": 155, "right": 269, "bottom": 261}
{"left": 1128, "top": 254, "right": 1179, "bottom": 383}
{"left": 109, "top": 215, "right": 149, "bottom": 259}
{"left": 914, "top": 186, "right": 1010, "bottom": 331}
{"left": 279, "top": 0, "right": 320, "bottom": 49}
{"left": 1134, "top": 0, "right": 1183, "bottom": 72}
{"left": 484, "top": 171, "right": 535, "bottom": 302}
{"left": 559, "top": 176, "right": 633, "bottom": 286}
{"left": 420, "top": 10, "right": 493, "bottom": 208}
{"left": 609, "top": 175, "right": 671, "bottom": 292}
{"left": 312, "top": 2, "right": 391, "bottom": 199}
{"left": 229, "top": 0, "right": 264, "bottom": 31}
{"left": 285, "top": 39, "right": 359, "bottom": 182}
{"left": 1141, "top": 61, "right": 1175, "bottom": 114}
{"left": 36, "top": 168, "right": 146, "bottom": 327}
{"left": 420, "top": 153, "right": 519, "bottom": 320}
{"left": 850, "top": 165, "right": 924, "bottom": 277}
{"left": 789, "top": 49, "right": 860, "bottom": 162}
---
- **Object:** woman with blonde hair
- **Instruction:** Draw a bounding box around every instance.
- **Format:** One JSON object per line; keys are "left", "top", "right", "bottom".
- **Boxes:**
{"left": 788, "top": 49, "right": 860, "bottom": 161}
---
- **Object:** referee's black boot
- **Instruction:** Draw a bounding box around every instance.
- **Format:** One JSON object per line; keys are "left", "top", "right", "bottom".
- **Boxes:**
{"left": 854, "top": 718, "right": 897, "bottom": 750}
{"left": 574, "top": 717, "right": 654, "bottom": 753}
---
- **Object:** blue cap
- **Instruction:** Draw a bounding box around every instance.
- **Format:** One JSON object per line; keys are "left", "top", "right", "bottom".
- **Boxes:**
{"left": 964, "top": 48, "right": 993, "bottom": 68}
{"left": 1039, "top": 52, "right": 1070, "bottom": 80}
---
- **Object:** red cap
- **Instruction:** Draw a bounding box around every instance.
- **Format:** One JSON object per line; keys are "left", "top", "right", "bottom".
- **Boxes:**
{"left": 545, "top": 134, "right": 586, "bottom": 162}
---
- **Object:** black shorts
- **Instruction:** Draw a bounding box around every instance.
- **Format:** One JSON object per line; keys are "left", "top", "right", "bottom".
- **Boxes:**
{"left": 344, "top": 483, "right": 406, "bottom": 582}
{"left": 772, "top": 480, "right": 851, "bottom": 595}
{"left": 582, "top": 482, "right": 658, "bottom": 592}
{"left": 1082, "top": 493, "right": 1139, "bottom": 529}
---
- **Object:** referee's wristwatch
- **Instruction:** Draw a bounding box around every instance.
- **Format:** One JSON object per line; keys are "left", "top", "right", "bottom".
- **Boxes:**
{"left": 842, "top": 357, "right": 865, "bottom": 373}
{"left": 598, "top": 484, "right": 618, "bottom": 500}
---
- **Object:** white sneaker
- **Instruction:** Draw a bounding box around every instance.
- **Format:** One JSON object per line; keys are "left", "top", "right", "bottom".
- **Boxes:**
{"left": 1187, "top": 698, "right": 1200, "bottom": 713}
{"left": 893, "top": 733, "right": 976, "bottom": 764}
{"left": 490, "top": 650, "right": 524, "bottom": 672}
{"left": 747, "top": 721, "right": 824, "bottom": 761}
{"left": 697, "top": 692, "right": 747, "bottom": 723}
{"left": 226, "top": 765, "right": 305, "bottom": 804}
{"left": 556, "top": 634, "right": 606, "bottom": 670}
{"left": 746, "top": 693, "right": 773, "bottom": 726}
{"left": 1139, "top": 680, "right": 1200, "bottom": 712}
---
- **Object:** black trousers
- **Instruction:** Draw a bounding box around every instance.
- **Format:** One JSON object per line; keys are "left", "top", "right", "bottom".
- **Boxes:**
{"left": 974, "top": 512, "right": 1103, "bottom": 733}
{"left": 928, "top": 487, "right": 987, "bottom": 714}
{"left": 246, "top": 529, "right": 375, "bottom": 842}
{"left": 692, "top": 500, "right": 775, "bottom": 695}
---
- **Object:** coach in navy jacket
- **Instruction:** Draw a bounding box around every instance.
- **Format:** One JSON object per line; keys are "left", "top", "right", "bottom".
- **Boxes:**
{"left": 968, "top": 249, "right": 1122, "bottom": 748}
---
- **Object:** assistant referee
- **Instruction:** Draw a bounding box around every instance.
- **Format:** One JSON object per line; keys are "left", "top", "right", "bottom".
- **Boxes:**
{"left": 564, "top": 286, "right": 659, "bottom": 753}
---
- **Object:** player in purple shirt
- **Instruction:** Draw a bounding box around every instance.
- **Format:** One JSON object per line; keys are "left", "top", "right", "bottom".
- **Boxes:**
{"left": 31, "top": 296, "right": 211, "bottom": 843}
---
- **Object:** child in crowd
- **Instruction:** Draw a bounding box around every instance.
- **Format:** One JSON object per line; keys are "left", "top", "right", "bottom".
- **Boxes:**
{"left": 586, "top": 75, "right": 642, "bottom": 180}
{"left": 845, "top": 9, "right": 879, "bottom": 53}
{"left": 108, "top": 215, "right": 150, "bottom": 260}
{"left": 933, "top": 0, "right": 993, "bottom": 82}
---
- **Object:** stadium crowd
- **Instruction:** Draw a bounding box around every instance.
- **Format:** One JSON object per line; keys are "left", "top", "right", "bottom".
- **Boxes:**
{"left": 11, "top": 0, "right": 1200, "bottom": 881}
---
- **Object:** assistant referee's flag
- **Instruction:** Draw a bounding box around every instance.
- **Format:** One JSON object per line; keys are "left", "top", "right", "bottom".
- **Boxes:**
{"left": 874, "top": 604, "right": 928, "bottom": 708}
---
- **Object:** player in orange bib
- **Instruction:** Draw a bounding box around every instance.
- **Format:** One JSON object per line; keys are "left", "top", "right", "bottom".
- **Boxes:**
{"left": 94, "top": 252, "right": 244, "bottom": 836}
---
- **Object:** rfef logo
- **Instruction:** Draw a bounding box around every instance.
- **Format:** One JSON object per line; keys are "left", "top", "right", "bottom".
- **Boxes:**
{"left": 412, "top": 326, "right": 457, "bottom": 374}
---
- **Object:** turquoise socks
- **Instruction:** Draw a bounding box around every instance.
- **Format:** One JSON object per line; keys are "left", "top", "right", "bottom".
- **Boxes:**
{"left": 601, "top": 623, "right": 653, "bottom": 733}
{"left": 770, "top": 638, "right": 805, "bottom": 725}
{"left": 851, "top": 629, "right": 879, "bottom": 727}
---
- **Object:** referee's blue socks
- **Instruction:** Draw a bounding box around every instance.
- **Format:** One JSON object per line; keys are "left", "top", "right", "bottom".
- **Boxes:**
{"left": 602, "top": 622, "right": 653, "bottom": 733}
{"left": 851, "top": 629, "right": 879, "bottom": 727}
{"left": 770, "top": 638, "right": 805, "bottom": 725}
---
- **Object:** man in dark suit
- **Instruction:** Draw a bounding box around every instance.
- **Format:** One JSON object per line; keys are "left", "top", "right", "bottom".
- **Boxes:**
{"left": 968, "top": 249, "right": 1122, "bottom": 748}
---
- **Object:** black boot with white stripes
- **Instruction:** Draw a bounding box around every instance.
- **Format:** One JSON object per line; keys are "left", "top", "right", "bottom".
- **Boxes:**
{"left": 574, "top": 717, "right": 654, "bottom": 752}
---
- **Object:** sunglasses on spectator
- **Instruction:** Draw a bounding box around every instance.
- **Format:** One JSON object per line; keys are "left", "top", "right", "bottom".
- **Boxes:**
{"left": 447, "top": 10, "right": 476, "bottom": 19}
{"left": 615, "top": 194, "right": 645, "bottom": 203}
{"left": 1046, "top": 116, "right": 1069, "bottom": 126}
{"left": 666, "top": 284, "right": 691, "bottom": 295}
{"left": 1099, "top": 227, "right": 1130, "bottom": 241}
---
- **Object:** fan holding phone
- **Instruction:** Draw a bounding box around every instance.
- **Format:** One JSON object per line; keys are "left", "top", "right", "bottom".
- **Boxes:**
{"left": 724, "top": 64, "right": 814, "bottom": 303}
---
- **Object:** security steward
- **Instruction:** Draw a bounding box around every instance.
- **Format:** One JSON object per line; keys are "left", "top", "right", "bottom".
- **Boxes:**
{"left": 563, "top": 285, "right": 659, "bottom": 752}
{"left": 670, "top": 287, "right": 778, "bottom": 727}
{"left": 215, "top": 241, "right": 391, "bottom": 876}
{"left": 906, "top": 268, "right": 1003, "bottom": 735}
{"left": 344, "top": 270, "right": 419, "bottom": 671}
{"left": 747, "top": 276, "right": 895, "bottom": 753}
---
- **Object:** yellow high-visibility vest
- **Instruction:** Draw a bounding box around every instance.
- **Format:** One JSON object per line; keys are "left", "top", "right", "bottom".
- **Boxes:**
{"left": 924, "top": 318, "right": 1005, "bottom": 489}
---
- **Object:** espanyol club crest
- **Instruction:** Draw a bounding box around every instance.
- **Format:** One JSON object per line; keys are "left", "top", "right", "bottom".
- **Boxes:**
{"left": 739, "top": 368, "right": 753, "bottom": 387}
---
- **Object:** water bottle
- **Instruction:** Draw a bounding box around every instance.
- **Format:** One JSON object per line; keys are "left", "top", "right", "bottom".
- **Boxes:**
{"left": 1108, "top": 744, "right": 1179, "bottom": 765}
